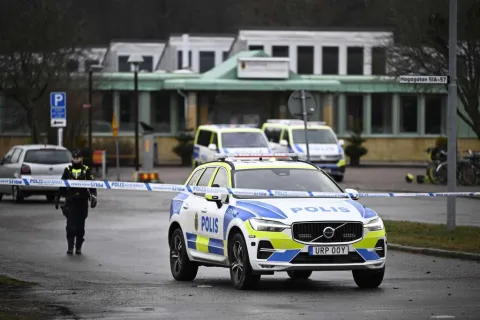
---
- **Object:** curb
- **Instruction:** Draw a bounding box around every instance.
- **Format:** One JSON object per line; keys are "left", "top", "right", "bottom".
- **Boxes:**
{"left": 347, "top": 164, "right": 425, "bottom": 169}
{"left": 388, "top": 243, "right": 480, "bottom": 261}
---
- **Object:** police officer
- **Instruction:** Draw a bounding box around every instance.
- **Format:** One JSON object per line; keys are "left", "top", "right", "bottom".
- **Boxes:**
{"left": 55, "top": 149, "right": 98, "bottom": 255}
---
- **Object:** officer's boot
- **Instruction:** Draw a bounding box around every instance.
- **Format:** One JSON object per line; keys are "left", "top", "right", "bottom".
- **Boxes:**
{"left": 67, "top": 238, "right": 74, "bottom": 255}
{"left": 75, "top": 239, "right": 83, "bottom": 255}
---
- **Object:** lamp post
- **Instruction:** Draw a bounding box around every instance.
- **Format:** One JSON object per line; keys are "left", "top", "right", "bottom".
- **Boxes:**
{"left": 87, "top": 64, "right": 104, "bottom": 153}
{"left": 128, "top": 54, "right": 144, "bottom": 171}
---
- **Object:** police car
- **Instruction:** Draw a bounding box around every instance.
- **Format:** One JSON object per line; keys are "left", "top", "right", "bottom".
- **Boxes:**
{"left": 192, "top": 124, "right": 271, "bottom": 168}
{"left": 262, "top": 119, "right": 346, "bottom": 182}
{"left": 168, "top": 153, "right": 386, "bottom": 290}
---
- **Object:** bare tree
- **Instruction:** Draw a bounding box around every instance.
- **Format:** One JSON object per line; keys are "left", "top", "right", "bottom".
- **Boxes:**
{"left": 0, "top": 0, "right": 88, "bottom": 143}
{"left": 385, "top": 0, "right": 480, "bottom": 138}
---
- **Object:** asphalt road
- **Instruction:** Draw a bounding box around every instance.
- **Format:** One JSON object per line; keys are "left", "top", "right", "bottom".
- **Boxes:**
{"left": 1, "top": 190, "right": 480, "bottom": 319}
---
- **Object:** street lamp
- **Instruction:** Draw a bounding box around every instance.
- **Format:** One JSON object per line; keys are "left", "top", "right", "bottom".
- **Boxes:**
{"left": 128, "top": 54, "right": 144, "bottom": 171}
{"left": 87, "top": 64, "right": 104, "bottom": 154}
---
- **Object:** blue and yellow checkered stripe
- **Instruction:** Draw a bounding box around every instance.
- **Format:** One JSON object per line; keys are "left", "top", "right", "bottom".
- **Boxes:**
{"left": 186, "top": 232, "right": 225, "bottom": 256}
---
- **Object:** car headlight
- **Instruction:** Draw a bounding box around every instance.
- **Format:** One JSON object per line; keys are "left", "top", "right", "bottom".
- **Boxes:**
{"left": 248, "top": 218, "right": 290, "bottom": 232}
{"left": 364, "top": 217, "right": 384, "bottom": 231}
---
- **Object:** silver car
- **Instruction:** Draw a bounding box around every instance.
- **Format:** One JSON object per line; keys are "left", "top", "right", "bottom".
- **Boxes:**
{"left": 0, "top": 144, "right": 72, "bottom": 203}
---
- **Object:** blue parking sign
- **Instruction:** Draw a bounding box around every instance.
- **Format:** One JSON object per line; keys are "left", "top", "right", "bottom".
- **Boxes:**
{"left": 50, "top": 92, "right": 66, "bottom": 128}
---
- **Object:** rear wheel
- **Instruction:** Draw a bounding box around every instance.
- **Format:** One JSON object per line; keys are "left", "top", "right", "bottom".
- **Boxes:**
{"left": 169, "top": 228, "right": 198, "bottom": 281}
{"left": 287, "top": 270, "right": 312, "bottom": 280}
{"left": 228, "top": 233, "right": 260, "bottom": 290}
{"left": 352, "top": 267, "right": 385, "bottom": 289}
{"left": 12, "top": 186, "right": 24, "bottom": 203}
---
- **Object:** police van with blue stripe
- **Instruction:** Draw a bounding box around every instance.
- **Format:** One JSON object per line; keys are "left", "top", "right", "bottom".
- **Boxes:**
{"left": 261, "top": 119, "right": 346, "bottom": 182}
{"left": 192, "top": 124, "right": 272, "bottom": 168}
{"left": 168, "top": 153, "right": 386, "bottom": 290}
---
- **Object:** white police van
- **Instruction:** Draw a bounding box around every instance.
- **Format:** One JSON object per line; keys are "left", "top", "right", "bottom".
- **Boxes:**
{"left": 192, "top": 124, "right": 272, "bottom": 168}
{"left": 261, "top": 119, "right": 346, "bottom": 182}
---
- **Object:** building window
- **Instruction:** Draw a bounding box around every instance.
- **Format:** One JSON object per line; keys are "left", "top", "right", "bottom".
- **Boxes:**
{"left": 347, "top": 47, "right": 364, "bottom": 75}
{"left": 177, "top": 50, "right": 192, "bottom": 69}
{"left": 223, "top": 51, "right": 229, "bottom": 61}
{"left": 297, "top": 46, "right": 314, "bottom": 75}
{"left": 119, "top": 92, "right": 134, "bottom": 131}
{"left": 399, "top": 95, "right": 418, "bottom": 133}
{"left": 322, "top": 47, "right": 339, "bottom": 75}
{"left": 272, "top": 46, "right": 289, "bottom": 57}
{"left": 151, "top": 91, "right": 171, "bottom": 132}
{"left": 92, "top": 91, "right": 114, "bottom": 133}
{"left": 199, "top": 51, "right": 215, "bottom": 73}
{"left": 425, "top": 94, "right": 446, "bottom": 134}
{"left": 372, "top": 47, "right": 387, "bottom": 75}
{"left": 118, "top": 55, "right": 130, "bottom": 72}
{"left": 66, "top": 59, "right": 79, "bottom": 72}
{"left": 139, "top": 56, "right": 153, "bottom": 72}
{"left": 248, "top": 45, "right": 263, "bottom": 51}
{"left": 85, "top": 59, "right": 100, "bottom": 71}
{"left": 346, "top": 95, "right": 364, "bottom": 132}
{"left": 371, "top": 94, "right": 393, "bottom": 134}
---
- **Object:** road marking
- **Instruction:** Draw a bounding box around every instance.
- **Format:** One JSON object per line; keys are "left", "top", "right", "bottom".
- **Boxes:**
{"left": 431, "top": 316, "right": 455, "bottom": 319}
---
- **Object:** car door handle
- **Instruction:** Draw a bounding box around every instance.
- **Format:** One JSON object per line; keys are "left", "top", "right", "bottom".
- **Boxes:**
{"left": 182, "top": 203, "right": 189, "bottom": 209}
{"left": 201, "top": 208, "right": 207, "bottom": 213}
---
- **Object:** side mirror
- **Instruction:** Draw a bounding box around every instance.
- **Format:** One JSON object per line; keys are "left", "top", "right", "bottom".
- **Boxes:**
{"left": 280, "top": 139, "right": 288, "bottom": 147}
{"left": 208, "top": 143, "right": 217, "bottom": 151}
{"left": 338, "top": 139, "right": 345, "bottom": 146}
{"left": 345, "top": 188, "right": 359, "bottom": 200}
{"left": 205, "top": 192, "right": 228, "bottom": 209}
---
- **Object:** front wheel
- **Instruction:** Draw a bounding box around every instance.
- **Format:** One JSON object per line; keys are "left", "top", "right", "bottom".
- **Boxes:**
{"left": 46, "top": 194, "right": 55, "bottom": 202}
{"left": 333, "top": 175, "right": 344, "bottom": 183}
{"left": 169, "top": 228, "right": 198, "bottom": 281}
{"left": 228, "top": 233, "right": 260, "bottom": 290}
{"left": 352, "top": 267, "right": 385, "bottom": 289}
{"left": 287, "top": 270, "right": 312, "bottom": 279}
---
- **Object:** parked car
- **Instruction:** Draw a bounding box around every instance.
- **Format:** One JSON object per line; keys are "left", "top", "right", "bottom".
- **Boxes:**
{"left": 0, "top": 144, "right": 72, "bottom": 203}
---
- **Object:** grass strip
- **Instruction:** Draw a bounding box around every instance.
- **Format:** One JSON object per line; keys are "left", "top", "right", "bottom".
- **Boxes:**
{"left": 0, "top": 276, "right": 33, "bottom": 287}
{"left": 384, "top": 220, "right": 480, "bottom": 254}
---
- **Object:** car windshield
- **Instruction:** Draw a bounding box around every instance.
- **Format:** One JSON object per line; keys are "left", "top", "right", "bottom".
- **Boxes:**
{"left": 24, "top": 149, "right": 72, "bottom": 164}
{"left": 221, "top": 132, "right": 269, "bottom": 148}
{"left": 233, "top": 168, "right": 343, "bottom": 198}
{"left": 292, "top": 128, "right": 337, "bottom": 144}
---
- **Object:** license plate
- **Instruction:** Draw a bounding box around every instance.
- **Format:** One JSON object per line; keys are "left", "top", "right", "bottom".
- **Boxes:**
{"left": 309, "top": 246, "right": 348, "bottom": 256}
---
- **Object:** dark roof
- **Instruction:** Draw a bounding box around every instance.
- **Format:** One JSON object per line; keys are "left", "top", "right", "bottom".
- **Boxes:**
{"left": 169, "top": 33, "right": 237, "bottom": 38}
{"left": 236, "top": 26, "right": 394, "bottom": 32}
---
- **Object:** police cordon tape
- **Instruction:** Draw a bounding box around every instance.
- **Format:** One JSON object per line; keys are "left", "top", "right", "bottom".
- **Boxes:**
{"left": 1, "top": 177, "right": 480, "bottom": 198}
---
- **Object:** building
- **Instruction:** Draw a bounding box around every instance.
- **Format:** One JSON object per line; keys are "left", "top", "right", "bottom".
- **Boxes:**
{"left": 1, "top": 28, "right": 478, "bottom": 164}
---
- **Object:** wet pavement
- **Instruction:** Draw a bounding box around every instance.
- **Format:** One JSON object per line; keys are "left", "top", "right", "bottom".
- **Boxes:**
{"left": 1, "top": 188, "right": 480, "bottom": 319}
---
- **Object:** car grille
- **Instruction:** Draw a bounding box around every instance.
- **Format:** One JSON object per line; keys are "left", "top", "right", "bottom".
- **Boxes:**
{"left": 290, "top": 251, "right": 364, "bottom": 264}
{"left": 292, "top": 222, "right": 363, "bottom": 243}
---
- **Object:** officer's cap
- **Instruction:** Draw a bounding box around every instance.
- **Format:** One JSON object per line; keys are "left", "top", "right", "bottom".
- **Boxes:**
{"left": 71, "top": 149, "right": 82, "bottom": 158}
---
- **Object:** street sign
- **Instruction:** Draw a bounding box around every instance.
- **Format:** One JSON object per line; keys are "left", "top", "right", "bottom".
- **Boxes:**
{"left": 112, "top": 112, "right": 118, "bottom": 137}
{"left": 50, "top": 92, "right": 66, "bottom": 128}
{"left": 398, "top": 75, "right": 448, "bottom": 84}
{"left": 287, "top": 90, "right": 316, "bottom": 117}
{"left": 287, "top": 90, "right": 317, "bottom": 162}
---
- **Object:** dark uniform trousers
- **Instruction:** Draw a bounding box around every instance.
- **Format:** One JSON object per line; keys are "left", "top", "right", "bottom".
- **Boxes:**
{"left": 65, "top": 196, "right": 89, "bottom": 249}
{"left": 57, "top": 164, "right": 96, "bottom": 250}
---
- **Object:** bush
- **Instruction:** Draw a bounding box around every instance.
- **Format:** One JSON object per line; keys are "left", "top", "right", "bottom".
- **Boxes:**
{"left": 344, "top": 121, "right": 368, "bottom": 166}
{"left": 172, "top": 130, "right": 195, "bottom": 166}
